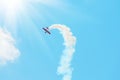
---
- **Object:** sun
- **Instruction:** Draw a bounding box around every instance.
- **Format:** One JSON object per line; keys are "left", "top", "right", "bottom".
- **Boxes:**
{"left": 0, "top": 0, "right": 24, "bottom": 30}
{"left": 0, "top": 0, "right": 64, "bottom": 30}
{"left": 0, "top": 0, "right": 23, "bottom": 15}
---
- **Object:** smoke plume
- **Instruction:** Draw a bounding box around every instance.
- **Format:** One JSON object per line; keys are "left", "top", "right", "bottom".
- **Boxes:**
{"left": 0, "top": 28, "right": 20, "bottom": 65}
{"left": 49, "top": 24, "right": 76, "bottom": 80}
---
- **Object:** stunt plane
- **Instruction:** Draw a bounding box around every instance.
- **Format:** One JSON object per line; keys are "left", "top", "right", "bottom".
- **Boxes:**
{"left": 42, "top": 27, "right": 51, "bottom": 34}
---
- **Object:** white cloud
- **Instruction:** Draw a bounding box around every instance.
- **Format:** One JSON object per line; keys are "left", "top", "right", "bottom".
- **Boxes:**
{"left": 0, "top": 27, "right": 20, "bottom": 65}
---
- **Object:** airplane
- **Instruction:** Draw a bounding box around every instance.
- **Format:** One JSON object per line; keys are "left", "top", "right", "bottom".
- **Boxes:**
{"left": 42, "top": 27, "right": 51, "bottom": 34}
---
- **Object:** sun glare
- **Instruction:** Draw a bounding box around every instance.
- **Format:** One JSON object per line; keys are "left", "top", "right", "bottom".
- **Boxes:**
{"left": 0, "top": 0, "right": 23, "bottom": 15}
{"left": 0, "top": 0, "right": 63, "bottom": 29}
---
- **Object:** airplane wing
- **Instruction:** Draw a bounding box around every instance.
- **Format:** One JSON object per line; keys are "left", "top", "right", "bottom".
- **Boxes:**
{"left": 46, "top": 30, "right": 51, "bottom": 34}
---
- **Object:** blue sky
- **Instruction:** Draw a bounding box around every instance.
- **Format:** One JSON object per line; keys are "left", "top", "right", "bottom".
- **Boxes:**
{"left": 0, "top": 0, "right": 120, "bottom": 80}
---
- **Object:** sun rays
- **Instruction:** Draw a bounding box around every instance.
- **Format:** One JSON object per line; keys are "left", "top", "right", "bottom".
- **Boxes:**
{"left": 0, "top": 0, "right": 66, "bottom": 32}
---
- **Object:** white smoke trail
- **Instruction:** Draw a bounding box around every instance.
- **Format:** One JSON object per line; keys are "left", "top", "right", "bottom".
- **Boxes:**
{"left": 49, "top": 24, "right": 76, "bottom": 80}
{"left": 0, "top": 27, "right": 20, "bottom": 65}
